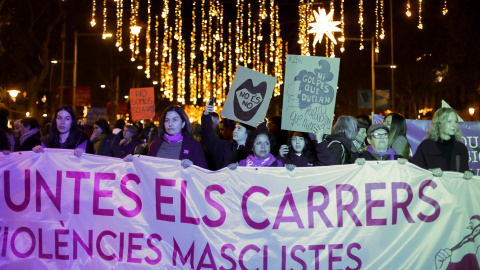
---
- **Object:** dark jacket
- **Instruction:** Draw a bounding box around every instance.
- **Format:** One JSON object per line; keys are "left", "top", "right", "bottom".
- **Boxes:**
{"left": 148, "top": 136, "right": 208, "bottom": 169}
{"left": 278, "top": 141, "right": 332, "bottom": 167}
{"left": 92, "top": 134, "right": 117, "bottom": 157}
{"left": 323, "top": 133, "right": 354, "bottom": 165}
{"left": 113, "top": 136, "right": 140, "bottom": 158}
{"left": 412, "top": 138, "right": 470, "bottom": 173}
{"left": 201, "top": 114, "right": 248, "bottom": 169}
{"left": 18, "top": 131, "right": 42, "bottom": 151}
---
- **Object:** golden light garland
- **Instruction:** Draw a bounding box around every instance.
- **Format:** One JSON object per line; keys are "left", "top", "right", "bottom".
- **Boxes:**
{"left": 102, "top": 0, "right": 107, "bottom": 38}
{"left": 418, "top": 0, "right": 423, "bottom": 29}
{"left": 189, "top": 1, "right": 198, "bottom": 104}
{"left": 90, "top": 0, "right": 96, "bottom": 27}
{"left": 380, "top": 0, "right": 385, "bottom": 40}
{"left": 145, "top": 0, "right": 151, "bottom": 79}
{"left": 375, "top": 0, "right": 380, "bottom": 53}
{"left": 115, "top": 0, "right": 123, "bottom": 51}
{"left": 442, "top": 0, "right": 448, "bottom": 15}
{"left": 340, "top": 0, "right": 345, "bottom": 53}
{"left": 406, "top": 0, "right": 412, "bottom": 17}
{"left": 359, "top": 0, "right": 364, "bottom": 50}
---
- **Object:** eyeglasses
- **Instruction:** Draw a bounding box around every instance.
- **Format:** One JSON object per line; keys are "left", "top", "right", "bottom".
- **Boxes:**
{"left": 370, "top": 132, "right": 389, "bottom": 139}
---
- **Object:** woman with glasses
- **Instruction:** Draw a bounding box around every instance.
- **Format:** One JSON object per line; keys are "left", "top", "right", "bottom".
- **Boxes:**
{"left": 383, "top": 113, "right": 410, "bottom": 158}
{"left": 412, "top": 108, "right": 473, "bottom": 180}
{"left": 354, "top": 123, "right": 406, "bottom": 164}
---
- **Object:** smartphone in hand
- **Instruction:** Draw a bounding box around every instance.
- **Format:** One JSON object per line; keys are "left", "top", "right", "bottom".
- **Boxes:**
{"left": 208, "top": 96, "right": 216, "bottom": 106}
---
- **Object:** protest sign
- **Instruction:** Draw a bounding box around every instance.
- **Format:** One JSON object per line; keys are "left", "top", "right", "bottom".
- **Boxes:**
{"left": 282, "top": 54, "right": 340, "bottom": 134}
{"left": 86, "top": 107, "right": 108, "bottom": 124}
{"left": 1, "top": 150, "right": 479, "bottom": 269}
{"left": 221, "top": 65, "right": 277, "bottom": 127}
{"left": 130, "top": 87, "right": 155, "bottom": 121}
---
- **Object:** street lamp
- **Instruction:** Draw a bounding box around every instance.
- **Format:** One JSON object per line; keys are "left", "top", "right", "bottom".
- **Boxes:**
{"left": 7, "top": 90, "right": 20, "bottom": 102}
{"left": 73, "top": 31, "right": 112, "bottom": 109}
{"left": 469, "top": 108, "right": 475, "bottom": 121}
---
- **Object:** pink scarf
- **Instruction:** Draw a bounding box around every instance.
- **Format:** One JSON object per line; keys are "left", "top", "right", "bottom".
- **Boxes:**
{"left": 164, "top": 133, "right": 183, "bottom": 146}
{"left": 245, "top": 153, "right": 276, "bottom": 167}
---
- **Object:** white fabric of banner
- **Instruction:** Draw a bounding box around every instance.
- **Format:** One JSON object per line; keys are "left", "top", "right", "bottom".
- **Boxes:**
{"left": 0, "top": 149, "right": 479, "bottom": 270}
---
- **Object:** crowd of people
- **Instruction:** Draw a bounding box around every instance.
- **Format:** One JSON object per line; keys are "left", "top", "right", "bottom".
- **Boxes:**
{"left": 0, "top": 103, "right": 474, "bottom": 180}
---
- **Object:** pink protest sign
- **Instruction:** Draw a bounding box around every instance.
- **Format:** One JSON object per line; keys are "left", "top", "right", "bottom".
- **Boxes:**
{"left": 130, "top": 87, "right": 155, "bottom": 120}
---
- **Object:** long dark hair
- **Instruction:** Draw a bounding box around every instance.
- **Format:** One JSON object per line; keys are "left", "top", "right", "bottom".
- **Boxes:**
{"left": 286, "top": 131, "right": 315, "bottom": 163}
{"left": 158, "top": 105, "right": 192, "bottom": 137}
{"left": 385, "top": 113, "right": 407, "bottom": 146}
{"left": 94, "top": 118, "right": 111, "bottom": 136}
{"left": 44, "top": 106, "right": 84, "bottom": 149}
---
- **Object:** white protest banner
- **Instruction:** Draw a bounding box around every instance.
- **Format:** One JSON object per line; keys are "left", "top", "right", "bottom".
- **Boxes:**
{"left": 1, "top": 150, "right": 479, "bottom": 269}
{"left": 221, "top": 65, "right": 277, "bottom": 127}
{"left": 282, "top": 54, "right": 340, "bottom": 134}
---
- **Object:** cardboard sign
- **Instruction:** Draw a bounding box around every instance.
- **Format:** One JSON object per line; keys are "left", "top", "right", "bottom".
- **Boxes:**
{"left": 282, "top": 55, "right": 340, "bottom": 134}
{"left": 86, "top": 107, "right": 108, "bottom": 124}
{"left": 130, "top": 87, "right": 155, "bottom": 121}
{"left": 221, "top": 66, "right": 277, "bottom": 127}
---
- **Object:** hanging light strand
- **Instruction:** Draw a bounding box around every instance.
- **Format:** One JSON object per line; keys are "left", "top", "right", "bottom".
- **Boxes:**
{"left": 418, "top": 0, "right": 423, "bottom": 29}
{"left": 116, "top": 0, "right": 123, "bottom": 51}
{"left": 91, "top": 0, "right": 96, "bottom": 27}
{"left": 340, "top": 0, "right": 345, "bottom": 52}
{"left": 189, "top": 0, "right": 197, "bottom": 104}
{"left": 102, "top": 0, "right": 107, "bottom": 37}
{"left": 145, "top": 0, "right": 152, "bottom": 79}
{"left": 406, "top": 0, "right": 411, "bottom": 17}
{"left": 375, "top": 0, "right": 380, "bottom": 53}
{"left": 442, "top": 0, "right": 448, "bottom": 15}
{"left": 359, "top": 0, "right": 364, "bottom": 50}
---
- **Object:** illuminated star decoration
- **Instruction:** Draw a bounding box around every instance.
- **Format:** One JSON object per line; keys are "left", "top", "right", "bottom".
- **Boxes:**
{"left": 308, "top": 8, "right": 342, "bottom": 46}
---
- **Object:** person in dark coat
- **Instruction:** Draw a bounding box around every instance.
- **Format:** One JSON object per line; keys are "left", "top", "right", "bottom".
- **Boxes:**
{"left": 323, "top": 116, "right": 358, "bottom": 165}
{"left": 126, "top": 105, "right": 207, "bottom": 169}
{"left": 90, "top": 118, "right": 116, "bottom": 157}
{"left": 412, "top": 108, "right": 473, "bottom": 180}
{"left": 353, "top": 123, "right": 407, "bottom": 164}
{"left": 17, "top": 117, "right": 42, "bottom": 151}
{"left": 277, "top": 130, "right": 332, "bottom": 171}
{"left": 33, "top": 106, "right": 94, "bottom": 156}
{"left": 114, "top": 125, "right": 139, "bottom": 158}
{"left": 201, "top": 103, "right": 253, "bottom": 170}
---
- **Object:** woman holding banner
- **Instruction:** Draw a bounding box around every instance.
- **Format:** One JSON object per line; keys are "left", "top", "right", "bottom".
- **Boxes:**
{"left": 125, "top": 105, "right": 207, "bottom": 169}
{"left": 412, "top": 108, "right": 473, "bottom": 180}
{"left": 383, "top": 113, "right": 410, "bottom": 158}
{"left": 228, "top": 129, "right": 283, "bottom": 169}
{"left": 33, "top": 106, "right": 94, "bottom": 156}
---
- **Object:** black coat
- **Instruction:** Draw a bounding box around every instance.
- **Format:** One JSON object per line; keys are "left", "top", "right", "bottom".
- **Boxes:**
{"left": 18, "top": 132, "right": 42, "bottom": 151}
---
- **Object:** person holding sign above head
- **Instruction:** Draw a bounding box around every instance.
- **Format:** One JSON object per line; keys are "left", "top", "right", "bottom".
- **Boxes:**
{"left": 202, "top": 101, "right": 254, "bottom": 169}
{"left": 228, "top": 129, "right": 283, "bottom": 169}
{"left": 323, "top": 116, "right": 358, "bottom": 165}
{"left": 33, "top": 106, "right": 94, "bottom": 157}
{"left": 125, "top": 105, "right": 207, "bottom": 169}
{"left": 383, "top": 112, "right": 410, "bottom": 159}
{"left": 412, "top": 108, "right": 473, "bottom": 180}
{"left": 277, "top": 128, "right": 332, "bottom": 171}
{"left": 354, "top": 123, "right": 407, "bottom": 165}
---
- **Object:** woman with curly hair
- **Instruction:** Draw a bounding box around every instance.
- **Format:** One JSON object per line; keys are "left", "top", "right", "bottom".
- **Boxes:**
{"left": 412, "top": 108, "right": 473, "bottom": 180}
{"left": 228, "top": 129, "right": 283, "bottom": 169}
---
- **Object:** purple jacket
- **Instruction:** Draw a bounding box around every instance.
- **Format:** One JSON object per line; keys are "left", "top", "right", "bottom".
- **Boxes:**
{"left": 148, "top": 136, "right": 208, "bottom": 169}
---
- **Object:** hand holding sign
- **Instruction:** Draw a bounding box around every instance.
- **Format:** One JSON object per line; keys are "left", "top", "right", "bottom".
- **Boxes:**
{"left": 221, "top": 66, "right": 277, "bottom": 127}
